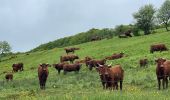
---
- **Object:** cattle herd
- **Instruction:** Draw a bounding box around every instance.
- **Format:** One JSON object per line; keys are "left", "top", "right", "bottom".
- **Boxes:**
{"left": 3, "top": 43, "right": 170, "bottom": 91}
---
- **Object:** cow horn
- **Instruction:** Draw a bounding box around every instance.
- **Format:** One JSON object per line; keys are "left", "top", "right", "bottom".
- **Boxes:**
{"left": 108, "top": 62, "right": 112, "bottom": 66}
{"left": 97, "top": 63, "right": 103, "bottom": 67}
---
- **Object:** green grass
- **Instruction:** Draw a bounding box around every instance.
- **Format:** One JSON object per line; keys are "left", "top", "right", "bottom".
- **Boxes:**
{"left": 0, "top": 28, "right": 170, "bottom": 100}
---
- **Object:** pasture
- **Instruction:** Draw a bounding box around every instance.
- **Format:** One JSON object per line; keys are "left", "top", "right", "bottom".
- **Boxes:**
{"left": 0, "top": 28, "right": 170, "bottom": 100}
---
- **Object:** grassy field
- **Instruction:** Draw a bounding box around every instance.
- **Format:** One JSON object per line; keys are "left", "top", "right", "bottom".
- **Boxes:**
{"left": 0, "top": 28, "right": 170, "bottom": 100}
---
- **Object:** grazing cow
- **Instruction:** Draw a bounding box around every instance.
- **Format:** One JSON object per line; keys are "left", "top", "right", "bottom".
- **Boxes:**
{"left": 86, "top": 59, "right": 106, "bottom": 70}
{"left": 64, "top": 47, "right": 80, "bottom": 54}
{"left": 124, "top": 30, "right": 132, "bottom": 37}
{"left": 105, "top": 53, "right": 124, "bottom": 60}
{"left": 96, "top": 64, "right": 124, "bottom": 90}
{"left": 38, "top": 63, "right": 49, "bottom": 89}
{"left": 63, "top": 63, "right": 82, "bottom": 74}
{"left": 60, "top": 55, "right": 79, "bottom": 63}
{"left": 53, "top": 62, "right": 69, "bottom": 74}
{"left": 139, "top": 59, "right": 148, "bottom": 67}
{"left": 75, "top": 59, "right": 85, "bottom": 64}
{"left": 5, "top": 73, "right": 13, "bottom": 81}
{"left": 91, "top": 36, "right": 101, "bottom": 41}
{"left": 12, "top": 63, "right": 24, "bottom": 72}
{"left": 150, "top": 44, "right": 168, "bottom": 53}
{"left": 155, "top": 58, "right": 170, "bottom": 90}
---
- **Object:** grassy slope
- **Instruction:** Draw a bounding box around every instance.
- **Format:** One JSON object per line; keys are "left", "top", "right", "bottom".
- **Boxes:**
{"left": 0, "top": 29, "right": 170, "bottom": 99}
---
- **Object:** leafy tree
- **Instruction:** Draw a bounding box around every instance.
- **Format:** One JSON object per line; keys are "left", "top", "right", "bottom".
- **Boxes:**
{"left": 0, "top": 41, "right": 11, "bottom": 55}
{"left": 133, "top": 4, "right": 156, "bottom": 35}
{"left": 157, "top": 0, "right": 170, "bottom": 31}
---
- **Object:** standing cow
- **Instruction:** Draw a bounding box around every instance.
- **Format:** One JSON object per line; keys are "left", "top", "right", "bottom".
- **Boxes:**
{"left": 96, "top": 64, "right": 124, "bottom": 90}
{"left": 150, "top": 44, "right": 168, "bottom": 53}
{"left": 86, "top": 59, "right": 106, "bottom": 71}
{"left": 38, "top": 63, "right": 49, "bottom": 90}
{"left": 64, "top": 47, "right": 80, "bottom": 54}
{"left": 53, "top": 62, "right": 68, "bottom": 74}
{"left": 60, "top": 55, "right": 79, "bottom": 63}
{"left": 12, "top": 63, "right": 24, "bottom": 72}
{"left": 155, "top": 58, "right": 170, "bottom": 90}
{"left": 63, "top": 63, "right": 82, "bottom": 75}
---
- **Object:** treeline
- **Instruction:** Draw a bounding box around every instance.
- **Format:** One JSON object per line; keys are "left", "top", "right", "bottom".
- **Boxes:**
{"left": 30, "top": 0, "right": 170, "bottom": 52}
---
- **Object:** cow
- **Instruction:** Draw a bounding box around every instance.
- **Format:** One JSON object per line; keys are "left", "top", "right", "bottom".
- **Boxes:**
{"left": 91, "top": 36, "right": 101, "bottom": 41}
{"left": 5, "top": 73, "right": 13, "bottom": 81}
{"left": 155, "top": 58, "right": 170, "bottom": 90}
{"left": 105, "top": 53, "right": 124, "bottom": 60}
{"left": 53, "top": 62, "right": 69, "bottom": 74}
{"left": 124, "top": 30, "right": 132, "bottom": 37}
{"left": 63, "top": 63, "right": 82, "bottom": 75}
{"left": 86, "top": 59, "right": 106, "bottom": 70}
{"left": 12, "top": 63, "right": 24, "bottom": 72}
{"left": 150, "top": 44, "right": 168, "bottom": 53}
{"left": 96, "top": 64, "right": 124, "bottom": 90}
{"left": 139, "top": 59, "right": 148, "bottom": 67}
{"left": 38, "top": 63, "right": 49, "bottom": 90}
{"left": 60, "top": 55, "right": 79, "bottom": 63}
{"left": 64, "top": 47, "right": 80, "bottom": 54}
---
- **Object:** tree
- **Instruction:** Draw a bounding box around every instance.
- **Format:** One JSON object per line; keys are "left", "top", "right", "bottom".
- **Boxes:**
{"left": 0, "top": 41, "right": 11, "bottom": 55}
{"left": 157, "top": 0, "right": 170, "bottom": 31}
{"left": 133, "top": 4, "right": 156, "bottom": 35}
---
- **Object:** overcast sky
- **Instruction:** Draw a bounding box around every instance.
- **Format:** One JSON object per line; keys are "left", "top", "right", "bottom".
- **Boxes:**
{"left": 0, "top": 0, "right": 165, "bottom": 52}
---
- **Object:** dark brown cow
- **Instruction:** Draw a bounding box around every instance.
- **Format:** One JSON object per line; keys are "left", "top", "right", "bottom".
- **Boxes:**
{"left": 96, "top": 64, "right": 124, "bottom": 90}
{"left": 86, "top": 59, "right": 106, "bottom": 70}
{"left": 124, "top": 30, "right": 132, "bottom": 37}
{"left": 63, "top": 63, "right": 82, "bottom": 74}
{"left": 105, "top": 53, "right": 124, "bottom": 60}
{"left": 38, "top": 63, "right": 49, "bottom": 89}
{"left": 64, "top": 47, "right": 80, "bottom": 54}
{"left": 12, "top": 63, "right": 24, "bottom": 72}
{"left": 150, "top": 44, "right": 168, "bottom": 53}
{"left": 155, "top": 58, "right": 170, "bottom": 90}
{"left": 60, "top": 55, "right": 79, "bottom": 63}
{"left": 5, "top": 73, "right": 13, "bottom": 81}
{"left": 139, "top": 59, "right": 148, "bottom": 67}
{"left": 53, "top": 62, "right": 69, "bottom": 74}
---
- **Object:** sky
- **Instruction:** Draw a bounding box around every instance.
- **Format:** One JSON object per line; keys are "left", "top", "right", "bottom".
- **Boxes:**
{"left": 0, "top": 0, "right": 165, "bottom": 52}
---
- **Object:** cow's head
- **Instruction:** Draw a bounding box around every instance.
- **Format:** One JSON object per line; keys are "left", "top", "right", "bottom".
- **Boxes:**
{"left": 40, "top": 63, "right": 49, "bottom": 71}
{"left": 155, "top": 58, "right": 166, "bottom": 68}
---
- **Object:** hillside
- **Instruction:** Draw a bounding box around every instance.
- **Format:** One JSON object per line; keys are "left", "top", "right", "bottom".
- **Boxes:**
{"left": 0, "top": 28, "right": 170, "bottom": 99}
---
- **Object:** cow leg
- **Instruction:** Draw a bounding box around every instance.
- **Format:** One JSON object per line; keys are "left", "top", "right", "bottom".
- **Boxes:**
{"left": 163, "top": 79, "right": 165, "bottom": 89}
{"left": 165, "top": 77, "right": 168, "bottom": 89}
{"left": 120, "top": 80, "right": 123, "bottom": 90}
{"left": 157, "top": 78, "right": 161, "bottom": 90}
{"left": 58, "top": 69, "right": 61, "bottom": 74}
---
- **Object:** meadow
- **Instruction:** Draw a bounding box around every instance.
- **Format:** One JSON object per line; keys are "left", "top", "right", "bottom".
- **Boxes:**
{"left": 0, "top": 28, "right": 170, "bottom": 100}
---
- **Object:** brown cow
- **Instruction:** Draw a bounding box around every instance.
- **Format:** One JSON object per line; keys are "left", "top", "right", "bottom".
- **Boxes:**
{"left": 86, "top": 59, "right": 106, "bottom": 70}
{"left": 53, "top": 62, "right": 69, "bottom": 74}
{"left": 12, "top": 63, "right": 24, "bottom": 72}
{"left": 96, "top": 64, "right": 124, "bottom": 90}
{"left": 38, "top": 63, "right": 49, "bottom": 89}
{"left": 63, "top": 63, "right": 82, "bottom": 74}
{"left": 5, "top": 73, "right": 13, "bottom": 81}
{"left": 155, "top": 58, "right": 170, "bottom": 90}
{"left": 60, "top": 55, "right": 79, "bottom": 63}
{"left": 139, "top": 59, "right": 148, "bottom": 67}
{"left": 106, "top": 53, "right": 124, "bottom": 60}
{"left": 64, "top": 47, "right": 80, "bottom": 54}
{"left": 150, "top": 44, "right": 168, "bottom": 53}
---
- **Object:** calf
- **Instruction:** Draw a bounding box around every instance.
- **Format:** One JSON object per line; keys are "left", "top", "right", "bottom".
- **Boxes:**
{"left": 63, "top": 63, "right": 82, "bottom": 75}
{"left": 53, "top": 62, "right": 68, "bottom": 74}
{"left": 155, "top": 58, "right": 170, "bottom": 90}
{"left": 5, "top": 73, "right": 13, "bottom": 81}
{"left": 150, "top": 44, "right": 168, "bottom": 53}
{"left": 139, "top": 59, "right": 148, "bottom": 67}
{"left": 38, "top": 63, "right": 49, "bottom": 89}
